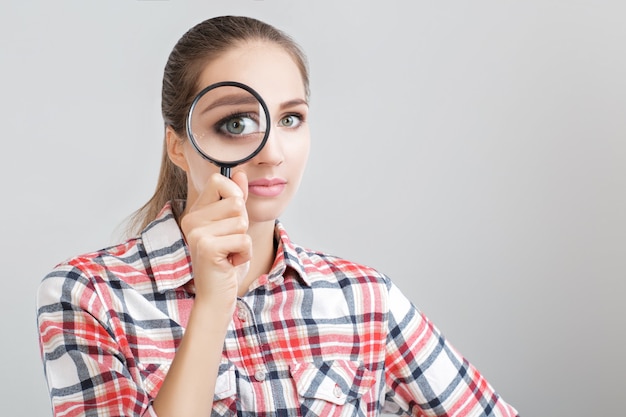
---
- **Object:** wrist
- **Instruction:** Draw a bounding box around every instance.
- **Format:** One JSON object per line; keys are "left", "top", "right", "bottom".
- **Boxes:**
{"left": 190, "top": 295, "right": 236, "bottom": 327}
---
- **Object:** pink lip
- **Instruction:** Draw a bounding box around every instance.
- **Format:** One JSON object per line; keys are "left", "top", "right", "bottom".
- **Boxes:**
{"left": 248, "top": 178, "right": 287, "bottom": 197}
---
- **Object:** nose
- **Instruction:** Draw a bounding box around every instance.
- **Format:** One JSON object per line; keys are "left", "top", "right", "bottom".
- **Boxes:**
{"left": 254, "top": 126, "right": 284, "bottom": 167}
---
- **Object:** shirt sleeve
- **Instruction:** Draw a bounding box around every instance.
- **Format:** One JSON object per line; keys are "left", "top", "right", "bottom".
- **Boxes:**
{"left": 382, "top": 279, "right": 519, "bottom": 417}
{"left": 36, "top": 264, "right": 159, "bottom": 417}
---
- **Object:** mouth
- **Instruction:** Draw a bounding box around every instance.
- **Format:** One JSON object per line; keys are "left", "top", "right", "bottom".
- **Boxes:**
{"left": 248, "top": 177, "right": 287, "bottom": 197}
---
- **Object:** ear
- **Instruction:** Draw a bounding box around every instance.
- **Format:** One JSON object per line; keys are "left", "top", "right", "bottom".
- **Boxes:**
{"left": 166, "top": 126, "right": 189, "bottom": 172}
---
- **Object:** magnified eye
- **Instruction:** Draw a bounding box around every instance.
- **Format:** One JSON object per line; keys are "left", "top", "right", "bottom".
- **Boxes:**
{"left": 279, "top": 114, "right": 302, "bottom": 128}
{"left": 219, "top": 114, "right": 260, "bottom": 136}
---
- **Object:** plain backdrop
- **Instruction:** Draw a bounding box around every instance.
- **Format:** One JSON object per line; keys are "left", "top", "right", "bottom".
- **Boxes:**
{"left": 1, "top": 1, "right": 625, "bottom": 415}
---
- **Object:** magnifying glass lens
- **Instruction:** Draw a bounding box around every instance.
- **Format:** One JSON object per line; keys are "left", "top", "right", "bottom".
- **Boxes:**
{"left": 188, "top": 85, "right": 268, "bottom": 165}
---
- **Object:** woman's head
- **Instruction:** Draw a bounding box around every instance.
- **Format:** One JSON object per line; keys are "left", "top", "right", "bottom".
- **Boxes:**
{"left": 130, "top": 16, "right": 310, "bottom": 233}
{"left": 162, "top": 16, "right": 309, "bottom": 136}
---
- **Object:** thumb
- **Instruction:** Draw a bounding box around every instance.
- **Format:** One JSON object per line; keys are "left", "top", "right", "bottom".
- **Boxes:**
{"left": 231, "top": 171, "right": 249, "bottom": 202}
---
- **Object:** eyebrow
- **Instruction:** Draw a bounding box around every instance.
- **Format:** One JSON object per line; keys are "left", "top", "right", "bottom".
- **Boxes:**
{"left": 198, "top": 94, "right": 261, "bottom": 114}
{"left": 279, "top": 98, "right": 309, "bottom": 110}
{"left": 197, "top": 96, "right": 308, "bottom": 115}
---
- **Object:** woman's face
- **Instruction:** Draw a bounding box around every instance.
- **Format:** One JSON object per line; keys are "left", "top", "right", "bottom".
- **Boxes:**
{"left": 170, "top": 40, "right": 310, "bottom": 224}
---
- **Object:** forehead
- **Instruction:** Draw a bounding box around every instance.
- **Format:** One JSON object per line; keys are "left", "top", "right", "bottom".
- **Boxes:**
{"left": 196, "top": 41, "right": 306, "bottom": 101}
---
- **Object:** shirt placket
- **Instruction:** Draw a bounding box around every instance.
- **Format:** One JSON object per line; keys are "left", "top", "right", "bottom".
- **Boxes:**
{"left": 230, "top": 299, "right": 273, "bottom": 413}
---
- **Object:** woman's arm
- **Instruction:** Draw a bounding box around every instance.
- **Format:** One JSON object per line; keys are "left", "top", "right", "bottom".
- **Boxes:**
{"left": 382, "top": 279, "right": 519, "bottom": 417}
{"left": 153, "top": 172, "right": 251, "bottom": 417}
{"left": 37, "top": 267, "right": 160, "bottom": 416}
{"left": 38, "top": 173, "right": 251, "bottom": 417}
{"left": 151, "top": 298, "right": 232, "bottom": 416}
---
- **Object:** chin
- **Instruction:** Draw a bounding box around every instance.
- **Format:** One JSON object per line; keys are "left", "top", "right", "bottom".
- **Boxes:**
{"left": 246, "top": 197, "right": 290, "bottom": 224}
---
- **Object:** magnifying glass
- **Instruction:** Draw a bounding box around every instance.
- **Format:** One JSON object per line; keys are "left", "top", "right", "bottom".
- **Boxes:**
{"left": 186, "top": 81, "right": 271, "bottom": 178}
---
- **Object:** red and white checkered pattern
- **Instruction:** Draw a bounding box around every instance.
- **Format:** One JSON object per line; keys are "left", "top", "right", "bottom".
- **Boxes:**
{"left": 37, "top": 202, "right": 518, "bottom": 416}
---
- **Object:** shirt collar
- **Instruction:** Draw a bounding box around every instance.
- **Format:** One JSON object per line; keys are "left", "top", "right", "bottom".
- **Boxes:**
{"left": 141, "top": 201, "right": 314, "bottom": 293}
{"left": 141, "top": 201, "right": 193, "bottom": 293}
{"left": 266, "top": 221, "right": 313, "bottom": 287}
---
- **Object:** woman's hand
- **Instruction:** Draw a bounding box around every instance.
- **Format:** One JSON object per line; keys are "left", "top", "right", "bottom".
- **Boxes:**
{"left": 154, "top": 171, "right": 250, "bottom": 417}
{"left": 179, "top": 171, "right": 251, "bottom": 312}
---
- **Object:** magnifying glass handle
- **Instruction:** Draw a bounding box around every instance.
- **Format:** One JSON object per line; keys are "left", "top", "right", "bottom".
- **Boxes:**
{"left": 220, "top": 166, "right": 231, "bottom": 178}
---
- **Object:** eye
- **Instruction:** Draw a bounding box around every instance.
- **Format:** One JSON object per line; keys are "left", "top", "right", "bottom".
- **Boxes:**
{"left": 219, "top": 114, "right": 259, "bottom": 136}
{"left": 279, "top": 114, "right": 302, "bottom": 128}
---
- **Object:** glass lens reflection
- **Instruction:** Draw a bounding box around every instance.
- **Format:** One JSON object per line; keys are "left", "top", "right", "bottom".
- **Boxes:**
{"left": 189, "top": 85, "right": 268, "bottom": 163}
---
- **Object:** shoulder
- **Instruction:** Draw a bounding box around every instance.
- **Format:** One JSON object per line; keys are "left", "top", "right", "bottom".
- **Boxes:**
{"left": 37, "top": 237, "right": 144, "bottom": 306}
{"left": 276, "top": 221, "right": 392, "bottom": 290}
{"left": 295, "top": 245, "right": 394, "bottom": 297}
{"left": 38, "top": 202, "right": 187, "bottom": 295}
{"left": 43, "top": 236, "right": 144, "bottom": 282}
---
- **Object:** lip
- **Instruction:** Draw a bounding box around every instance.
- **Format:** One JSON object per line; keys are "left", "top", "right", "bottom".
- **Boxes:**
{"left": 248, "top": 177, "right": 287, "bottom": 197}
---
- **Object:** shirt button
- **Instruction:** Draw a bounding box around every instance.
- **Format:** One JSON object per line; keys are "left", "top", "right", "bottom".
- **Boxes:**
{"left": 254, "top": 370, "right": 266, "bottom": 382}
{"left": 237, "top": 309, "right": 247, "bottom": 322}
{"left": 333, "top": 384, "right": 343, "bottom": 398}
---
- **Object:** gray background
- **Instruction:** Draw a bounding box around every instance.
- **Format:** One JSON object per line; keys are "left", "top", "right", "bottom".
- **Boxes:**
{"left": 1, "top": 1, "right": 625, "bottom": 415}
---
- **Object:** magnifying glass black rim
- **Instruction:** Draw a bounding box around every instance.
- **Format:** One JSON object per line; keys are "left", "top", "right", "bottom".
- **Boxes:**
{"left": 185, "top": 80, "right": 271, "bottom": 169}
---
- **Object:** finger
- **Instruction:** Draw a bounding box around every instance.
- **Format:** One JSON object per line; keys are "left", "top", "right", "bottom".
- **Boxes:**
{"left": 230, "top": 251, "right": 252, "bottom": 268}
{"left": 184, "top": 216, "right": 248, "bottom": 241}
{"left": 192, "top": 172, "right": 245, "bottom": 210}
{"left": 230, "top": 170, "right": 249, "bottom": 202}
{"left": 193, "top": 233, "right": 252, "bottom": 269}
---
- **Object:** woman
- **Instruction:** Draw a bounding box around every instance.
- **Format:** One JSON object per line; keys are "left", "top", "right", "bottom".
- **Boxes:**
{"left": 37, "top": 16, "right": 519, "bottom": 417}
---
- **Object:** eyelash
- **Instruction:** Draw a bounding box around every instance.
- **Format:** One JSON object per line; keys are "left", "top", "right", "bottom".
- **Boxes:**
{"left": 212, "top": 111, "right": 306, "bottom": 134}
{"left": 279, "top": 113, "right": 305, "bottom": 128}
{"left": 218, "top": 111, "right": 256, "bottom": 123}
{"left": 213, "top": 112, "right": 258, "bottom": 133}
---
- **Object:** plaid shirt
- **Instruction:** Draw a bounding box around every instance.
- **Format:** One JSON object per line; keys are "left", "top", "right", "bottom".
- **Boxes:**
{"left": 37, "top": 202, "right": 518, "bottom": 417}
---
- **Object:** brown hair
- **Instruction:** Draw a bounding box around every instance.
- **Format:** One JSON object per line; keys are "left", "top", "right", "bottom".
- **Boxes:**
{"left": 127, "top": 16, "right": 309, "bottom": 234}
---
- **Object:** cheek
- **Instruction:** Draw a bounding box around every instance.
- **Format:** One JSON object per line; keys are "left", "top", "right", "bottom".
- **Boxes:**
{"left": 297, "top": 137, "right": 311, "bottom": 177}
{"left": 287, "top": 131, "right": 311, "bottom": 176}
{"left": 186, "top": 157, "right": 220, "bottom": 195}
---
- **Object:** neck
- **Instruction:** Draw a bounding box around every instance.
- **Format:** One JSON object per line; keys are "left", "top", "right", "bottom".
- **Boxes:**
{"left": 238, "top": 220, "right": 276, "bottom": 297}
